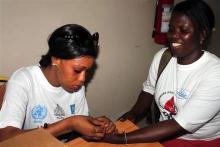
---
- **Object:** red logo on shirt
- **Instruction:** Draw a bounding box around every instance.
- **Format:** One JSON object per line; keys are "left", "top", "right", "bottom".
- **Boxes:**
{"left": 164, "top": 96, "right": 176, "bottom": 115}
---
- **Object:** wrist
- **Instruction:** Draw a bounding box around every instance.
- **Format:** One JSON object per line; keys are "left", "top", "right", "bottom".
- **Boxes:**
{"left": 68, "top": 116, "right": 78, "bottom": 131}
{"left": 123, "top": 131, "right": 128, "bottom": 144}
{"left": 116, "top": 133, "right": 127, "bottom": 144}
{"left": 104, "top": 133, "right": 126, "bottom": 144}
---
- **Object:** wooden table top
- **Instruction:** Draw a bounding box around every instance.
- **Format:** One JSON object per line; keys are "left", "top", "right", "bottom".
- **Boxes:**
{"left": 66, "top": 120, "right": 164, "bottom": 147}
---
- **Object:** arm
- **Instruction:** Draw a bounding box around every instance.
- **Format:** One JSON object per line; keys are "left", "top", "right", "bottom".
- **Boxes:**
{"left": 118, "top": 91, "right": 154, "bottom": 123}
{"left": 0, "top": 127, "right": 26, "bottom": 141}
{"left": 95, "top": 116, "right": 117, "bottom": 134}
{"left": 0, "top": 73, "right": 116, "bottom": 141}
{"left": 0, "top": 115, "right": 107, "bottom": 141}
{"left": 119, "top": 50, "right": 165, "bottom": 123}
{"left": 103, "top": 119, "right": 188, "bottom": 144}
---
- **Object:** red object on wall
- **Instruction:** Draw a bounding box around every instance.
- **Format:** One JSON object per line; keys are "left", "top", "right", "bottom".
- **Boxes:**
{"left": 152, "top": 0, "right": 174, "bottom": 45}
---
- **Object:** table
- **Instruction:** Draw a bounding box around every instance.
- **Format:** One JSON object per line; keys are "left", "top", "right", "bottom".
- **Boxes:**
{"left": 66, "top": 120, "right": 164, "bottom": 147}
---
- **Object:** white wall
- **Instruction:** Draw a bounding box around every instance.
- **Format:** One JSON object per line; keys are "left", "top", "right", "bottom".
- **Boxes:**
{"left": 0, "top": 0, "right": 162, "bottom": 120}
{"left": 0, "top": 0, "right": 219, "bottom": 120}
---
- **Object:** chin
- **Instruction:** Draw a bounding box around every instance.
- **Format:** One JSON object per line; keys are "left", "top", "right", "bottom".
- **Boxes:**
{"left": 170, "top": 48, "right": 182, "bottom": 57}
{"left": 63, "top": 87, "right": 76, "bottom": 93}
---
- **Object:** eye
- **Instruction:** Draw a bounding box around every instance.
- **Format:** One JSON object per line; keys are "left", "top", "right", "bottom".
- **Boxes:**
{"left": 74, "top": 69, "right": 83, "bottom": 74}
{"left": 180, "top": 27, "right": 190, "bottom": 33}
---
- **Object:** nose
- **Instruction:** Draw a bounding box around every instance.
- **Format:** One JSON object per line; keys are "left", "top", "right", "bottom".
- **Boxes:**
{"left": 167, "top": 30, "right": 179, "bottom": 43}
{"left": 173, "top": 33, "right": 179, "bottom": 39}
{"left": 78, "top": 71, "right": 86, "bottom": 84}
{"left": 171, "top": 29, "right": 180, "bottom": 39}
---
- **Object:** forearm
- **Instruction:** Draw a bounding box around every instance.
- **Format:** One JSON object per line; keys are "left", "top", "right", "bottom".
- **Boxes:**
{"left": 130, "top": 91, "right": 153, "bottom": 116}
{"left": 45, "top": 117, "right": 72, "bottom": 137}
{"left": 0, "top": 127, "right": 33, "bottom": 141}
{"left": 0, "top": 119, "right": 71, "bottom": 141}
{"left": 104, "top": 119, "right": 187, "bottom": 144}
{"left": 0, "top": 115, "right": 106, "bottom": 142}
{"left": 127, "top": 119, "right": 187, "bottom": 143}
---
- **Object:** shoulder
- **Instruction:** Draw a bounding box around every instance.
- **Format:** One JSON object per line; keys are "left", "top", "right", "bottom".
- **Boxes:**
{"left": 150, "top": 47, "right": 169, "bottom": 67}
{"left": 204, "top": 51, "right": 220, "bottom": 70}
{"left": 205, "top": 51, "right": 220, "bottom": 63}
{"left": 201, "top": 51, "right": 220, "bottom": 78}
{"left": 154, "top": 47, "right": 168, "bottom": 60}
{"left": 8, "top": 65, "right": 40, "bottom": 86}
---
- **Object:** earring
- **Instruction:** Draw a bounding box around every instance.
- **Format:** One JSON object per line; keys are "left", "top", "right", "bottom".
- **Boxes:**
{"left": 200, "top": 40, "right": 203, "bottom": 44}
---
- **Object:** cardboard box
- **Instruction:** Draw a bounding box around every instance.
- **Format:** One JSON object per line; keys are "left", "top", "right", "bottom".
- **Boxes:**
{"left": 0, "top": 128, "right": 67, "bottom": 147}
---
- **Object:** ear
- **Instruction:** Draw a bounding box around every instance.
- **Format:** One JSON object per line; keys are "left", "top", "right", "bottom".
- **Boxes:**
{"left": 200, "top": 31, "right": 206, "bottom": 44}
{"left": 51, "top": 56, "right": 61, "bottom": 66}
{"left": 92, "top": 32, "right": 99, "bottom": 47}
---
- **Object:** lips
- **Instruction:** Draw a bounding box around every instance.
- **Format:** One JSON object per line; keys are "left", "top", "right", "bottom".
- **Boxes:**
{"left": 71, "top": 85, "right": 82, "bottom": 92}
{"left": 172, "top": 43, "right": 182, "bottom": 47}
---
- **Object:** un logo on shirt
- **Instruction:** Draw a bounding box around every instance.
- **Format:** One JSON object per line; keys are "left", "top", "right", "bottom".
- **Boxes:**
{"left": 31, "top": 105, "right": 47, "bottom": 122}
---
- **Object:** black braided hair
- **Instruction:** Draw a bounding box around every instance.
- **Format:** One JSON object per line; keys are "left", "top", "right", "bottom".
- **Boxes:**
{"left": 172, "top": 0, "right": 215, "bottom": 50}
{"left": 39, "top": 24, "right": 99, "bottom": 67}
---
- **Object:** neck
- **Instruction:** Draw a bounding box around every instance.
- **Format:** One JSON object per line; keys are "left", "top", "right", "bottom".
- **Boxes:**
{"left": 177, "top": 50, "right": 204, "bottom": 65}
{"left": 40, "top": 65, "right": 60, "bottom": 87}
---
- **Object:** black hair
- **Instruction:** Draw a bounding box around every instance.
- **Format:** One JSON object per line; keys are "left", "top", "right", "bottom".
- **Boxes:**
{"left": 172, "top": 0, "right": 215, "bottom": 50}
{"left": 39, "top": 24, "right": 99, "bottom": 67}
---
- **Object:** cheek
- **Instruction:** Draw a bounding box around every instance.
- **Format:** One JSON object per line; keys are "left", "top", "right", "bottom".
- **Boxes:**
{"left": 184, "top": 33, "right": 200, "bottom": 45}
{"left": 57, "top": 66, "right": 75, "bottom": 83}
{"left": 64, "top": 70, "right": 78, "bottom": 82}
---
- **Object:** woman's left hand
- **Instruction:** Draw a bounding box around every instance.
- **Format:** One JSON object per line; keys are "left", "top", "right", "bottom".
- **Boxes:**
{"left": 94, "top": 116, "right": 117, "bottom": 134}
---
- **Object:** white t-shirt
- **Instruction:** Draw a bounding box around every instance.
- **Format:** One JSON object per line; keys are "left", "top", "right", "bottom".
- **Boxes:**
{"left": 143, "top": 48, "right": 220, "bottom": 140}
{"left": 0, "top": 65, "right": 89, "bottom": 130}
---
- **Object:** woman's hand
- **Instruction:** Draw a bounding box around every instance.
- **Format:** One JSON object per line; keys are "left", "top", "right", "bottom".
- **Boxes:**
{"left": 95, "top": 116, "right": 117, "bottom": 134}
{"left": 70, "top": 115, "right": 105, "bottom": 140}
{"left": 118, "top": 111, "right": 136, "bottom": 123}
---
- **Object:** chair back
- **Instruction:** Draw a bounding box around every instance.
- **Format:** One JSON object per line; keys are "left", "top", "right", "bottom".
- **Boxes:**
{"left": 0, "top": 84, "right": 6, "bottom": 109}
{"left": 0, "top": 76, "right": 8, "bottom": 110}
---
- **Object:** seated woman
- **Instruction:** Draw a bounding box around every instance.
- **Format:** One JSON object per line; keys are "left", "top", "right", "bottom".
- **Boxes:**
{"left": 0, "top": 24, "right": 116, "bottom": 142}
{"left": 103, "top": 0, "right": 220, "bottom": 147}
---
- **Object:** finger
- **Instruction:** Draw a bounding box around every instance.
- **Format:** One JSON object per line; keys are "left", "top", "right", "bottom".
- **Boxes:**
{"left": 90, "top": 117, "right": 106, "bottom": 127}
{"left": 90, "top": 129, "right": 105, "bottom": 138}
{"left": 97, "top": 117, "right": 114, "bottom": 128}
{"left": 118, "top": 117, "right": 126, "bottom": 122}
{"left": 105, "top": 123, "right": 116, "bottom": 134}
{"left": 96, "top": 117, "right": 109, "bottom": 126}
{"left": 93, "top": 132, "right": 105, "bottom": 139}
{"left": 92, "top": 126, "right": 104, "bottom": 134}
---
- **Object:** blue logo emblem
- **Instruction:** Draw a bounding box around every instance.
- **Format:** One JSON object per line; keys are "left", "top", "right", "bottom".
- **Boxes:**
{"left": 32, "top": 105, "right": 47, "bottom": 123}
{"left": 70, "top": 104, "right": 75, "bottom": 114}
{"left": 176, "top": 89, "right": 189, "bottom": 99}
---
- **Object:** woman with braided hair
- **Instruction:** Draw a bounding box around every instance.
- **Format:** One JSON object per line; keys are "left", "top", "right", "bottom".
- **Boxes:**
{"left": 103, "top": 0, "right": 220, "bottom": 146}
{"left": 0, "top": 24, "right": 116, "bottom": 142}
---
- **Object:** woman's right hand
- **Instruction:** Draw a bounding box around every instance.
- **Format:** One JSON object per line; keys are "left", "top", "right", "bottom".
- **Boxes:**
{"left": 118, "top": 91, "right": 154, "bottom": 123}
{"left": 70, "top": 115, "right": 106, "bottom": 140}
{"left": 118, "top": 111, "right": 136, "bottom": 123}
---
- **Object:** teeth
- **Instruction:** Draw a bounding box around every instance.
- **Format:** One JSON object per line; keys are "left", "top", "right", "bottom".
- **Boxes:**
{"left": 172, "top": 43, "right": 181, "bottom": 47}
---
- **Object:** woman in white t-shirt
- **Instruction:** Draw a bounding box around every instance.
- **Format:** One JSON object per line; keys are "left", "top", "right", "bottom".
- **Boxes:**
{"left": 103, "top": 0, "right": 220, "bottom": 146}
{"left": 0, "top": 24, "right": 116, "bottom": 141}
